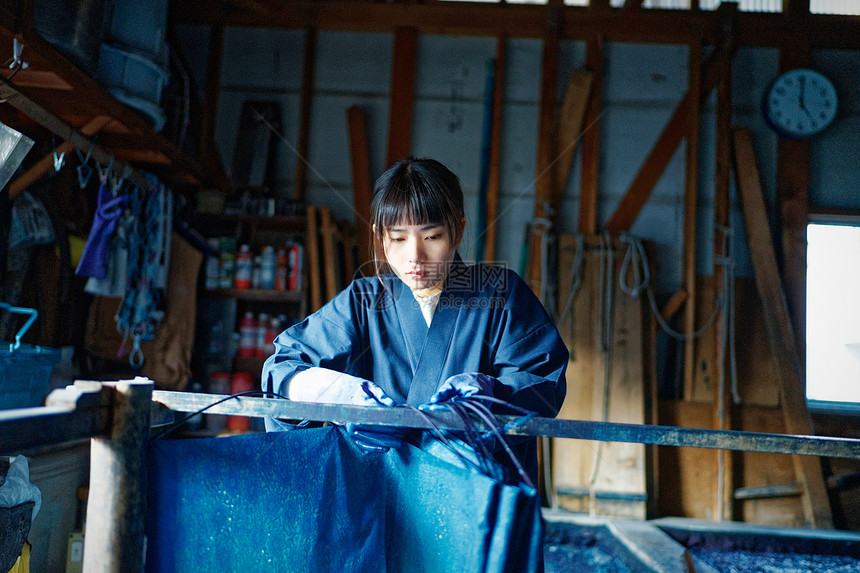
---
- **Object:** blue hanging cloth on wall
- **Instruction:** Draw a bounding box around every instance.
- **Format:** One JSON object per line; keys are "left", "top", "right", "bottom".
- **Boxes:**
{"left": 145, "top": 426, "right": 544, "bottom": 572}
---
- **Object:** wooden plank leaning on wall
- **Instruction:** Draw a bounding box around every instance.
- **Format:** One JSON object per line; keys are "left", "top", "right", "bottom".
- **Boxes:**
{"left": 347, "top": 106, "right": 373, "bottom": 270}
{"left": 732, "top": 128, "right": 833, "bottom": 529}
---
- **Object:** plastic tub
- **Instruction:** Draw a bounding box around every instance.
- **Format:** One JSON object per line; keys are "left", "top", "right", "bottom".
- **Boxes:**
{"left": 102, "top": 0, "right": 169, "bottom": 65}
{"left": 33, "top": 0, "right": 105, "bottom": 76}
{"left": 97, "top": 43, "right": 169, "bottom": 106}
{"left": 0, "top": 304, "right": 60, "bottom": 410}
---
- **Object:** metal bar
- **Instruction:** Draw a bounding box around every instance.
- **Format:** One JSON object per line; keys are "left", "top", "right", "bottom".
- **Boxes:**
{"left": 152, "top": 391, "right": 860, "bottom": 460}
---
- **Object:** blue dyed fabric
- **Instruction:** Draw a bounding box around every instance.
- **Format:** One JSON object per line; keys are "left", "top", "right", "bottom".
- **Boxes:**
{"left": 145, "top": 427, "right": 543, "bottom": 572}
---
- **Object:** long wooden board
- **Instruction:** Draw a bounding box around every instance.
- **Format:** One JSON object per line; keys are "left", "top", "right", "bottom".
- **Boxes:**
{"left": 553, "top": 234, "right": 647, "bottom": 518}
{"left": 347, "top": 106, "right": 373, "bottom": 269}
{"left": 551, "top": 71, "right": 593, "bottom": 212}
{"left": 306, "top": 205, "right": 321, "bottom": 312}
{"left": 526, "top": 8, "right": 560, "bottom": 297}
{"left": 732, "top": 128, "right": 833, "bottom": 529}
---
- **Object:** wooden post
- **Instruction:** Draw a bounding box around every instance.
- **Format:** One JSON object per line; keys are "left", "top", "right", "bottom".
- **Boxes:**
{"left": 83, "top": 379, "right": 153, "bottom": 572}
{"left": 713, "top": 40, "right": 734, "bottom": 522}
{"left": 682, "top": 40, "right": 702, "bottom": 401}
{"left": 320, "top": 207, "right": 338, "bottom": 301}
{"left": 526, "top": 7, "right": 560, "bottom": 297}
{"left": 732, "top": 128, "right": 833, "bottom": 529}
{"left": 294, "top": 28, "right": 317, "bottom": 203}
{"left": 306, "top": 205, "right": 322, "bottom": 312}
{"left": 200, "top": 25, "right": 226, "bottom": 188}
{"left": 777, "top": 46, "right": 811, "bottom": 367}
{"left": 386, "top": 26, "right": 418, "bottom": 167}
{"left": 579, "top": 33, "right": 603, "bottom": 236}
{"left": 482, "top": 36, "right": 505, "bottom": 263}
{"left": 347, "top": 106, "right": 373, "bottom": 269}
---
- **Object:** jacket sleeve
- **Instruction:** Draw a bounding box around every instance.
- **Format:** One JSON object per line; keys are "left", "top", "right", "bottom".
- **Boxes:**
{"left": 261, "top": 286, "right": 365, "bottom": 400}
{"left": 491, "top": 271, "right": 568, "bottom": 418}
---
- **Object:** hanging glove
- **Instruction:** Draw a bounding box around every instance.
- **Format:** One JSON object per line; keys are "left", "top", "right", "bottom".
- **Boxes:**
{"left": 287, "top": 367, "right": 395, "bottom": 407}
{"left": 75, "top": 183, "right": 129, "bottom": 279}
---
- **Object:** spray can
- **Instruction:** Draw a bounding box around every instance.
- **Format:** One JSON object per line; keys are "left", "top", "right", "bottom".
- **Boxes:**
{"left": 259, "top": 246, "right": 276, "bottom": 290}
{"left": 234, "top": 244, "right": 253, "bottom": 289}
{"left": 238, "top": 312, "right": 257, "bottom": 357}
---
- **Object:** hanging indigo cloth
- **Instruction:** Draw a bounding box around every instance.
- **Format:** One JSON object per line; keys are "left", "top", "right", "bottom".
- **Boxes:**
{"left": 145, "top": 426, "right": 544, "bottom": 572}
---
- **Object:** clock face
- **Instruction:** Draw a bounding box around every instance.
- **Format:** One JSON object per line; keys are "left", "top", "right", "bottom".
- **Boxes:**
{"left": 763, "top": 68, "right": 838, "bottom": 139}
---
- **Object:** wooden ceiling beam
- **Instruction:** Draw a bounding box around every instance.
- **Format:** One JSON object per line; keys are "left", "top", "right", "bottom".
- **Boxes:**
{"left": 171, "top": 2, "right": 860, "bottom": 50}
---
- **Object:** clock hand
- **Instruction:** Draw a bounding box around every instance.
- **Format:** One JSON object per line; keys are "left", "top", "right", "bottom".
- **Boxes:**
{"left": 798, "top": 76, "right": 814, "bottom": 121}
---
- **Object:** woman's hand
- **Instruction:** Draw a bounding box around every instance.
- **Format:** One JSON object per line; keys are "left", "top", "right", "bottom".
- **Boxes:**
{"left": 288, "top": 367, "right": 395, "bottom": 407}
{"left": 427, "top": 372, "right": 495, "bottom": 405}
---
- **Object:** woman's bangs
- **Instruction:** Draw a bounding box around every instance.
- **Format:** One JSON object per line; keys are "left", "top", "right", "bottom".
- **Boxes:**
{"left": 376, "top": 181, "right": 447, "bottom": 229}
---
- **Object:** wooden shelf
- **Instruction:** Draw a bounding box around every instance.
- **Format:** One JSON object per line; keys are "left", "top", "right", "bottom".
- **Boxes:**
{"left": 193, "top": 213, "right": 307, "bottom": 233}
{"left": 0, "top": 4, "right": 204, "bottom": 186}
{"left": 203, "top": 288, "right": 305, "bottom": 302}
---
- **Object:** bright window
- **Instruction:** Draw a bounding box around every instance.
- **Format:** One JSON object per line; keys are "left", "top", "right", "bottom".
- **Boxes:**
{"left": 806, "top": 222, "right": 860, "bottom": 406}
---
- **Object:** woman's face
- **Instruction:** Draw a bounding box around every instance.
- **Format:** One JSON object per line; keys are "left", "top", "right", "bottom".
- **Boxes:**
{"left": 382, "top": 222, "right": 458, "bottom": 295}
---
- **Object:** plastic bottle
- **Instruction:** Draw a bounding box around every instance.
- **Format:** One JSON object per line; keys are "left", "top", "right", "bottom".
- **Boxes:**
{"left": 234, "top": 244, "right": 253, "bottom": 289}
{"left": 238, "top": 312, "right": 257, "bottom": 357}
{"left": 255, "top": 313, "right": 269, "bottom": 358}
{"left": 259, "top": 246, "right": 276, "bottom": 290}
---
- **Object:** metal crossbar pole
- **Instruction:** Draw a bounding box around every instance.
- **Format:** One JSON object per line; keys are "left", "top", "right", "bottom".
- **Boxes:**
{"left": 152, "top": 391, "right": 860, "bottom": 460}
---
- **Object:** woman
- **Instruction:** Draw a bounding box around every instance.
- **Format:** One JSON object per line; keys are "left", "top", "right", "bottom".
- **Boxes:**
{"left": 262, "top": 157, "right": 568, "bottom": 483}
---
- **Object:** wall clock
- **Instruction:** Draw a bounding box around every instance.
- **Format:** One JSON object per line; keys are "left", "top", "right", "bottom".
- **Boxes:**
{"left": 762, "top": 68, "right": 838, "bottom": 139}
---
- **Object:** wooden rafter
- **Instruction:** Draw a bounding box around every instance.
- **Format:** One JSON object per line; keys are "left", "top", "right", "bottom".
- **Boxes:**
{"left": 603, "top": 22, "right": 734, "bottom": 234}
{"left": 171, "top": 2, "right": 860, "bottom": 51}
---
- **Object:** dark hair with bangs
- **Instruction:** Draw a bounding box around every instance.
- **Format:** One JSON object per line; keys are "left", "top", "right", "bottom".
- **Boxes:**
{"left": 370, "top": 157, "right": 465, "bottom": 274}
